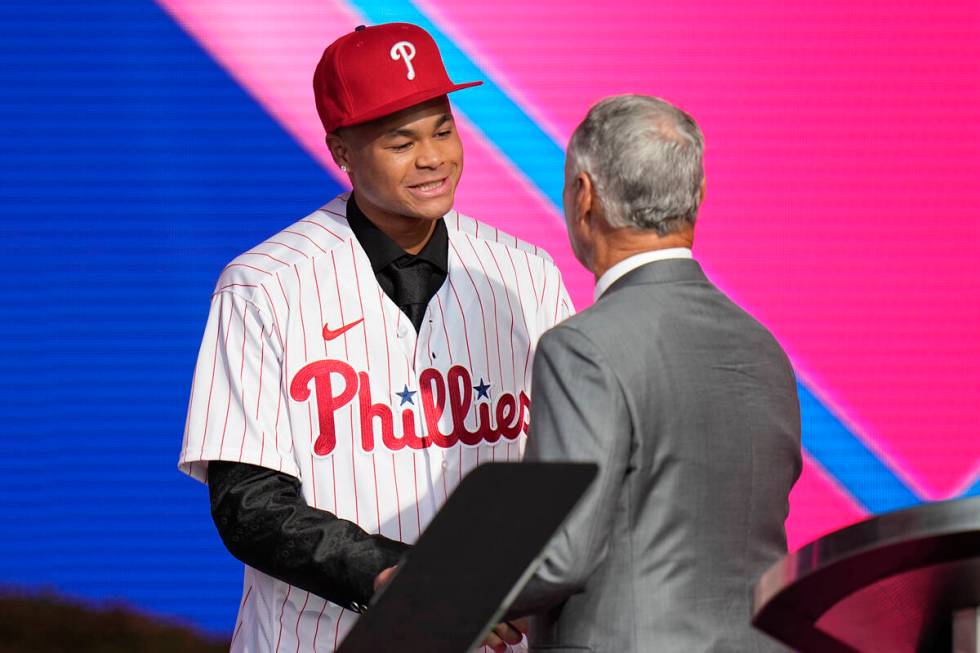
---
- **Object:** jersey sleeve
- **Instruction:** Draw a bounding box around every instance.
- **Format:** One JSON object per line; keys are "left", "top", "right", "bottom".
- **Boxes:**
{"left": 538, "top": 261, "right": 575, "bottom": 332}
{"left": 179, "top": 289, "right": 299, "bottom": 483}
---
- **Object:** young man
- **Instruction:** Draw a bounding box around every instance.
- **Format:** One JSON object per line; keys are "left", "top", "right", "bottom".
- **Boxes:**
{"left": 178, "top": 23, "right": 571, "bottom": 652}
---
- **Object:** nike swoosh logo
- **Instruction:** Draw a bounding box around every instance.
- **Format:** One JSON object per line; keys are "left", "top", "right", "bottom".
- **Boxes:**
{"left": 322, "top": 318, "right": 364, "bottom": 341}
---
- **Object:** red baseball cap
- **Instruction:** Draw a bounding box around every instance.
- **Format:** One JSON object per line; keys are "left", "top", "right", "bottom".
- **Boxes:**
{"left": 313, "top": 23, "right": 482, "bottom": 133}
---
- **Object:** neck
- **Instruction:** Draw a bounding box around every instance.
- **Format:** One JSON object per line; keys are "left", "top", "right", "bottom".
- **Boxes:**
{"left": 354, "top": 194, "right": 437, "bottom": 254}
{"left": 591, "top": 228, "right": 693, "bottom": 280}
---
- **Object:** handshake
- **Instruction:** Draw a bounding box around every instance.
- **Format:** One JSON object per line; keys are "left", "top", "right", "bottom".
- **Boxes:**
{"left": 374, "top": 562, "right": 528, "bottom": 651}
{"left": 349, "top": 462, "right": 601, "bottom": 653}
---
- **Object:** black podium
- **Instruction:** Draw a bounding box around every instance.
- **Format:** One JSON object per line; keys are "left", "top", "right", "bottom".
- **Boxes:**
{"left": 338, "top": 462, "right": 597, "bottom": 653}
{"left": 752, "top": 495, "right": 980, "bottom": 652}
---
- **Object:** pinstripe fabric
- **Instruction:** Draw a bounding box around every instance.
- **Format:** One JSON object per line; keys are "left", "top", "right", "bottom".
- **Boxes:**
{"left": 179, "top": 192, "right": 571, "bottom": 651}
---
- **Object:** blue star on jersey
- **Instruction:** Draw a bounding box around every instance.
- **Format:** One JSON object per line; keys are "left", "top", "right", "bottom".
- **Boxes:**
{"left": 474, "top": 378, "right": 491, "bottom": 400}
{"left": 396, "top": 385, "right": 416, "bottom": 406}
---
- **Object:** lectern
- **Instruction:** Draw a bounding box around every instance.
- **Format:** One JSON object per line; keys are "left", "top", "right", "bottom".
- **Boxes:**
{"left": 753, "top": 495, "right": 980, "bottom": 652}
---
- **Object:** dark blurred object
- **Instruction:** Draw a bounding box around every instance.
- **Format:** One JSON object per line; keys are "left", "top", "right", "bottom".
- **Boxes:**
{"left": 339, "top": 462, "right": 597, "bottom": 653}
{"left": 0, "top": 587, "right": 230, "bottom": 653}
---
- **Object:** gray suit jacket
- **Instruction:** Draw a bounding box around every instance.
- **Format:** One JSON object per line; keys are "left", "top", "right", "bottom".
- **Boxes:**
{"left": 511, "top": 258, "right": 801, "bottom": 652}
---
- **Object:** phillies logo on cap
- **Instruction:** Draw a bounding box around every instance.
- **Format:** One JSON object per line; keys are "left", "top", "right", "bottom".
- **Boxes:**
{"left": 313, "top": 22, "right": 482, "bottom": 133}
{"left": 390, "top": 40, "right": 417, "bottom": 80}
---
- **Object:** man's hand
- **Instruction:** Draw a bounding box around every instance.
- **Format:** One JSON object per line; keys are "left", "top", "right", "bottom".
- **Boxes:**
{"left": 373, "top": 565, "right": 398, "bottom": 593}
{"left": 481, "top": 619, "right": 526, "bottom": 652}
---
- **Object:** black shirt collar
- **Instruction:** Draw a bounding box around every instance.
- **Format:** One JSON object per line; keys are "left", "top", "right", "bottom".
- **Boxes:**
{"left": 346, "top": 194, "right": 449, "bottom": 273}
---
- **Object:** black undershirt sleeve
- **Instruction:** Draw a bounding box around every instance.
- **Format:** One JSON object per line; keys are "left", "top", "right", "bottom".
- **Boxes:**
{"left": 207, "top": 461, "right": 409, "bottom": 611}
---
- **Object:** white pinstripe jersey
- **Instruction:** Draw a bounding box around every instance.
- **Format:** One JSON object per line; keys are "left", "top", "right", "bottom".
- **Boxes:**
{"left": 179, "top": 193, "right": 573, "bottom": 652}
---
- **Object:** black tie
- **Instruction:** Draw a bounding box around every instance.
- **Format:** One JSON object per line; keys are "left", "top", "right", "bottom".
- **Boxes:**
{"left": 379, "top": 255, "right": 443, "bottom": 333}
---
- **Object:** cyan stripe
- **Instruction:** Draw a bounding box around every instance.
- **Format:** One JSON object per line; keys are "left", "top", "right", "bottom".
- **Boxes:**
{"left": 346, "top": 0, "right": 567, "bottom": 210}
{"left": 344, "top": 0, "right": 933, "bottom": 515}
{"left": 798, "top": 382, "right": 922, "bottom": 513}
{"left": 963, "top": 474, "right": 980, "bottom": 498}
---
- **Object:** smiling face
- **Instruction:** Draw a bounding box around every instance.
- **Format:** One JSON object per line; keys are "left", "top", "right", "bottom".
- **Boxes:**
{"left": 327, "top": 96, "right": 463, "bottom": 227}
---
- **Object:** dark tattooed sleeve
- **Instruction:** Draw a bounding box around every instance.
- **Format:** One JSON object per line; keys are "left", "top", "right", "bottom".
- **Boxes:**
{"left": 207, "top": 461, "right": 409, "bottom": 611}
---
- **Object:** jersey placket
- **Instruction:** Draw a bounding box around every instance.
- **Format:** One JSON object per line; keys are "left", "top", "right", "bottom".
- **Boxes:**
{"left": 372, "top": 265, "right": 450, "bottom": 520}
{"left": 418, "top": 284, "right": 454, "bottom": 516}
{"left": 430, "top": 285, "right": 458, "bottom": 462}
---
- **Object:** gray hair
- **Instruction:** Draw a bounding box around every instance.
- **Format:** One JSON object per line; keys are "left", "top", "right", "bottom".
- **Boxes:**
{"left": 567, "top": 94, "right": 704, "bottom": 235}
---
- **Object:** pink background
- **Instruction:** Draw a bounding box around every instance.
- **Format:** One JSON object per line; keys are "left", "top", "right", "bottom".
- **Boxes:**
{"left": 157, "top": 0, "right": 980, "bottom": 549}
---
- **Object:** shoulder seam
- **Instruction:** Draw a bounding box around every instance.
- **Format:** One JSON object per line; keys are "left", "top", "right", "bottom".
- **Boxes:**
{"left": 450, "top": 213, "right": 552, "bottom": 263}
{"left": 548, "top": 322, "right": 629, "bottom": 404}
{"left": 211, "top": 286, "right": 284, "bottom": 350}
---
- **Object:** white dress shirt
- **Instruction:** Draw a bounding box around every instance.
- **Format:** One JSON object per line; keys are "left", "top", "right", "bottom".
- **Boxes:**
{"left": 593, "top": 248, "right": 693, "bottom": 301}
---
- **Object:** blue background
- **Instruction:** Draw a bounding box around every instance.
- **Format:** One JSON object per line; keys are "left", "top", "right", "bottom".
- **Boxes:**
{"left": 0, "top": 0, "right": 342, "bottom": 632}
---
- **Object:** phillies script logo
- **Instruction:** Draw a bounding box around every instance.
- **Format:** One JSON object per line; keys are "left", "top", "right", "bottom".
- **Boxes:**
{"left": 290, "top": 360, "right": 530, "bottom": 456}
{"left": 389, "top": 40, "right": 417, "bottom": 80}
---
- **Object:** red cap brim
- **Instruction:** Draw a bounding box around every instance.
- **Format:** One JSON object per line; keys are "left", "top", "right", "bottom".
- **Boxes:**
{"left": 332, "top": 81, "right": 482, "bottom": 131}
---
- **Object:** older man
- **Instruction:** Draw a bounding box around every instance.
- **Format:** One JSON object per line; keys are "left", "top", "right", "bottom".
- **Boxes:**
{"left": 509, "top": 95, "right": 802, "bottom": 651}
{"left": 179, "top": 23, "right": 569, "bottom": 652}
